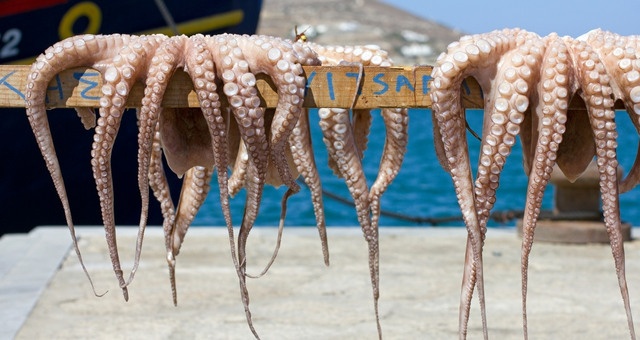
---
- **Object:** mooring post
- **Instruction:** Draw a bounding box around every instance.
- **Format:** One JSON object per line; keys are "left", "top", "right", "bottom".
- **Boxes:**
{"left": 517, "top": 160, "right": 632, "bottom": 243}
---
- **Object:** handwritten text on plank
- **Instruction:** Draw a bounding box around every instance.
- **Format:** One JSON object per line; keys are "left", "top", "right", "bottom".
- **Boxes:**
{"left": 0, "top": 65, "right": 490, "bottom": 109}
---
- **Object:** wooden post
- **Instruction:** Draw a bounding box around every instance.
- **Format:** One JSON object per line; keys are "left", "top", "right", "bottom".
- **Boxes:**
{"left": 517, "top": 161, "right": 631, "bottom": 244}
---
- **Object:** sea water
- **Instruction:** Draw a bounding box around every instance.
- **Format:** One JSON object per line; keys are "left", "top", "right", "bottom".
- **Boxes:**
{"left": 193, "top": 109, "right": 640, "bottom": 228}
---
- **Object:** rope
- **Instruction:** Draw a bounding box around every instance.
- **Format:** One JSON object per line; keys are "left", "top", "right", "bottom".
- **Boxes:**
{"left": 153, "top": 0, "right": 180, "bottom": 35}
{"left": 297, "top": 179, "right": 604, "bottom": 226}
{"left": 316, "top": 184, "right": 463, "bottom": 224}
{"left": 466, "top": 120, "right": 482, "bottom": 141}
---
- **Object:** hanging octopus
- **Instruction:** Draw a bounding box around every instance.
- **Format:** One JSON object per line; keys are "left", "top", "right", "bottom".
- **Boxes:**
{"left": 195, "top": 37, "right": 410, "bottom": 338}
{"left": 430, "top": 28, "right": 541, "bottom": 338}
{"left": 430, "top": 28, "right": 635, "bottom": 339}
{"left": 149, "top": 35, "right": 313, "bottom": 336}
{"left": 25, "top": 32, "right": 317, "bottom": 339}
{"left": 519, "top": 34, "right": 634, "bottom": 339}
{"left": 301, "top": 41, "right": 409, "bottom": 339}
{"left": 136, "top": 33, "right": 317, "bottom": 339}
{"left": 25, "top": 33, "right": 168, "bottom": 300}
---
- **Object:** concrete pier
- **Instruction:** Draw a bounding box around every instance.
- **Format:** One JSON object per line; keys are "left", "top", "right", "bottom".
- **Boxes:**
{"left": 2, "top": 226, "right": 639, "bottom": 339}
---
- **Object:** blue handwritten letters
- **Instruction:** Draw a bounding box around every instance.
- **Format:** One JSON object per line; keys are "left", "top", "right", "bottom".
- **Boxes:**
{"left": 0, "top": 70, "right": 24, "bottom": 100}
{"left": 73, "top": 71, "right": 100, "bottom": 100}
{"left": 1, "top": 65, "right": 482, "bottom": 109}
{"left": 44, "top": 69, "right": 101, "bottom": 104}
{"left": 304, "top": 66, "right": 435, "bottom": 107}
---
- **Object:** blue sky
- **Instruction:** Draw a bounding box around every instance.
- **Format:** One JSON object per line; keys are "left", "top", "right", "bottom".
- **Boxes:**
{"left": 382, "top": 0, "right": 637, "bottom": 38}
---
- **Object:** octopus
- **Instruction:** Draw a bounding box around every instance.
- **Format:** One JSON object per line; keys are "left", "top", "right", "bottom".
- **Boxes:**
{"left": 24, "top": 27, "right": 411, "bottom": 338}
{"left": 25, "top": 34, "right": 169, "bottom": 301}
{"left": 214, "top": 37, "right": 410, "bottom": 338}
{"left": 24, "top": 32, "right": 317, "bottom": 339}
{"left": 302, "top": 41, "right": 409, "bottom": 339}
{"left": 429, "top": 28, "right": 637, "bottom": 339}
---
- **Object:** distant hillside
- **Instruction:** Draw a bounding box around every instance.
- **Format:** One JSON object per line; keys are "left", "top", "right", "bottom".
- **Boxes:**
{"left": 257, "top": 0, "right": 463, "bottom": 66}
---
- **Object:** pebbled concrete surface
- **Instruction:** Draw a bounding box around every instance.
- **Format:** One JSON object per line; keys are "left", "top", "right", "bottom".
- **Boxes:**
{"left": 4, "top": 226, "right": 640, "bottom": 339}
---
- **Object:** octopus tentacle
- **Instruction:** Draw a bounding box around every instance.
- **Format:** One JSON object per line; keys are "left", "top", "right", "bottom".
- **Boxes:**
{"left": 243, "top": 110, "right": 325, "bottom": 275}
{"left": 237, "top": 35, "right": 309, "bottom": 193}
{"left": 92, "top": 34, "right": 167, "bottom": 296}
{"left": 253, "top": 39, "right": 326, "bottom": 270}
{"left": 584, "top": 30, "right": 640, "bottom": 193}
{"left": 236, "top": 159, "right": 263, "bottom": 338}
{"left": 370, "top": 108, "right": 409, "bottom": 233}
{"left": 138, "top": 35, "right": 191, "bottom": 193}
{"left": 464, "top": 39, "right": 546, "bottom": 334}
{"left": 182, "top": 35, "right": 237, "bottom": 287}
{"left": 257, "top": 109, "right": 301, "bottom": 188}
{"left": 137, "top": 35, "right": 195, "bottom": 306}
{"left": 75, "top": 107, "right": 97, "bottom": 129}
{"left": 431, "top": 31, "right": 497, "bottom": 339}
{"left": 301, "top": 42, "right": 405, "bottom": 338}
{"left": 307, "top": 43, "right": 390, "bottom": 175}
{"left": 228, "top": 136, "right": 249, "bottom": 196}
{"left": 519, "top": 35, "right": 571, "bottom": 338}
{"left": 208, "top": 35, "right": 268, "bottom": 275}
{"left": 222, "top": 109, "right": 264, "bottom": 338}
{"left": 229, "top": 39, "right": 326, "bottom": 270}
{"left": 566, "top": 37, "right": 636, "bottom": 339}
{"left": 226, "top": 104, "right": 246, "bottom": 198}
{"left": 215, "top": 35, "right": 314, "bottom": 273}
{"left": 250, "top": 38, "right": 312, "bottom": 245}
{"left": 146, "top": 114, "right": 216, "bottom": 307}
{"left": 168, "top": 35, "right": 232, "bottom": 259}
{"left": 317, "top": 107, "right": 380, "bottom": 337}
{"left": 171, "top": 166, "right": 213, "bottom": 254}
{"left": 147, "top": 123, "right": 178, "bottom": 304}
{"left": 25, "top": 33, "right": 141, "bottom": 300}
{"left": 352, "top": 110, "right": 371, "bottom": 160}
{"left": 289, "top": 111, "right": 329, "bottom": 265}
{"left": 207, "top": 34, "right": 315, "bottom": 339}
{"left": 469, "top": 33, "right": 546, "bottom": 339}
{"left": 474, "top": 35, "right": 545, "bottom": 228}
{"left": 430, "top": 28, "right": 537, "bottom": 338}
{"left": 245, "top": 179, "right": 297, "bottom": 279}
{"left": 140, "top": 35, "right": 234, "bottom": 308}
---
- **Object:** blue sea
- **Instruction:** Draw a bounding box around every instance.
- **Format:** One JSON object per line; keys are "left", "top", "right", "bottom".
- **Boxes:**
{"left": 192, "top": 109, "right": 640, "bottom": 228}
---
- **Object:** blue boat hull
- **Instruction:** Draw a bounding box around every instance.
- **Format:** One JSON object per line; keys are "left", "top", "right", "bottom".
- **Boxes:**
{"left": 0, "top": 0, "right": 263, "bottom": 234}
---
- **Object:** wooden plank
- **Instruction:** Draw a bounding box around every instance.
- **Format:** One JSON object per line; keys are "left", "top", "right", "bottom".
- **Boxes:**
{"left": 0, "top": 64, "right": 623, "bottom": 110}
{"left": 0, "top": 64, "right": 477, "bottom": 109}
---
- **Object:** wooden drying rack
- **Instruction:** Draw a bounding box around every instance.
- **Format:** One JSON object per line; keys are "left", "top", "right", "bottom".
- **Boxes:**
{"left": 0, "top": 64, "right": 615, "bottom": 110}
{"left": 0, "top": 65, "right": 483, "bottom": 109}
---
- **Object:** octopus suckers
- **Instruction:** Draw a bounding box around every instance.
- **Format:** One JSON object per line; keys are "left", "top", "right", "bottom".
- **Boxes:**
{"left": 276, "top": 59, "right": 289, "bottom": 72}
{"left": 240, "top": 73, "right": 256, "bottom": 87}
{"left": 104, "top": 67, "right": 119, "bottom": 82}
{"left": 627, "top": 70, "right": 640, "bottom": 83}
{"left": 453, "top": 51, "right": 469, "bottom": 64}
{"left": 494, "top": 98, "right": 509, "bottom": 112}
{"left": 268, "top": 48, "right": 282, "bottom": 62}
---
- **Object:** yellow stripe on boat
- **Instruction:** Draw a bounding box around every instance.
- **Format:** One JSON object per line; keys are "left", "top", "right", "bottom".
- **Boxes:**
{"left": 137, "top": 10, "right": 244, "bottom": 36}
{"left": 7, "top": 10, "right": 245, "bottom": 65}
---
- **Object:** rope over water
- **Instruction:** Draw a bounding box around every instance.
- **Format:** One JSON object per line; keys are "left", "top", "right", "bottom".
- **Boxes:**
{"left": 297, "top": 179, "right": 604, "bottom": 226}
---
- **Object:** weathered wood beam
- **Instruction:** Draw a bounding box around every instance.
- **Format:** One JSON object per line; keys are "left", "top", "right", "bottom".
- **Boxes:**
{"left": 0, "top": 65, "right": 472, "bottom": 109}
{"left": 0, "top": 64, "right": 622, "bottom": 110}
